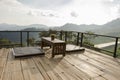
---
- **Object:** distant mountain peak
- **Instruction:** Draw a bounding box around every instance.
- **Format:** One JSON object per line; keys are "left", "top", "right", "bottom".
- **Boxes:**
{"left": 63, "top": 23, "right": 77, "bottom": 26}
{"left": 0, "top": 23, "right": 49, "bottom": 31}
{"left": 28, "top": 24, "right": 47, "bottom": 27}
{"left": 104, "top": 18, "right": 120, "bottom": 26}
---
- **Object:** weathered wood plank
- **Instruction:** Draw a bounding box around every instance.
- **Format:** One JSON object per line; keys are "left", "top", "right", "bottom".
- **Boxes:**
{"left": 42, "top": 54, "right": 71, "bottom": 80}
{"left": 0, "top": 49, "right": 9, "bottom": 80}
{"left": 0, "top": 48, "right": 8, "bottom": 58}
{"left": 0, "top": 58, "right": 6, "bottom": 68}
{"left": 21, "top": 58, "right": 44, "bottom": 80}
{"left": 33, "top": 57, "right": 51, "bottom": 80}
{"left": 65, "top": 55, "right": 102, "bottom": 78}
{"left": 45, "top": 52, "right": 90, "bottom": 80}
{"left": 39, "top": 56, "right": 75, "bottom": 80}
{"left": 1, "top": 49, "right": 24, "bottom": 80}
{"left": 45, "top": 52, "right": 91, "bottom": 80}
{"left": 84, "top": 50, "right": 120, "bottom": 67}
{"left": 4, "top": 59, "right": 22, "bottom": 72}
{"left": 1, "top": 47, "right": 120, "bottom": 80}
{"left": 92, "top": 76, "right": 106, "bottom": 80}
{"left": 2, "top": 71, "right": 24, "bottom": 80}
{"left": 70, "top": 50, "right": 120, "bottom": 80}
{"left": 57, "top": 58, "right": 91, "bottom": 80}
{"left": 33, "top": 56, "right": 74, "bottom": 80}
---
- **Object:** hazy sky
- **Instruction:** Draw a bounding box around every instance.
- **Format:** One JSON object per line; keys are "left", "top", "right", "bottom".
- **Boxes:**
{"left": 0, "top": 0, "right": 120, "bottom": 26}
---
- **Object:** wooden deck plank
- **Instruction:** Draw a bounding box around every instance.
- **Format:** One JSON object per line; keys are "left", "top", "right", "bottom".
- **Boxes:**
{"left": 64, "top": 55, "right": 101, "bottom": 78}
{"left": 80, "top": 51, "right": 120, "bottom": 76}
{"left": 4, "top": 59, "right": 22, "bottom": 72}
{"left": 40, "top": 56, "right": 81, "bottom": 80}
{"left": 0, "top": 58, "right": 6, "bottom": 68}
{"left": 0, "top": 58, "right": 6, "bottom": 79}
{"left": 78, "top": 51, "right": 120, "bottom": 78}
{"left": 0, "top": 49, "right": 9, "bottom": 80}
{"left": 70, "top": 50, "right": 120, "bottom": 80}
{"left": 21, "top": 58, "right": 44, "bottom": 80}
{"left": 84, "top": 49, "right": 120, "bottom": 67}
{"left": 45, "top": 50, "right": 85, "bottom": 80}
{"left": 2, "top": 71, "right": 24, "bottom": 80}
{"left": 0, "top": 49, "right": 24, "bottom": 80}
{"left": 32, "top": 57, "right": 51, "bottom": 80}
{"left": 36, "top": 57, "right": 65, "bottom": 80}
{"left": 92, "top": 76, "right": 106, "bottom": 80}
{"left": 45, "top": 52, "right": 91, "bottom": 80}
{"left": 83, "top": 51, "right": 120, "bottom": 71}
{"left": 57, "top": 58, "right": 91, "bottom": 80}
{"left": 33, "top": 56, "right": 74, "bottom": 80}
{"left": 0, "top": 48, "right": 8, "bottom": 58}
{"left": 1, "top": 47, "right": 120, "bottom": 80}
{"left": 41, "top": 55, "right": 72, "bottom": 80}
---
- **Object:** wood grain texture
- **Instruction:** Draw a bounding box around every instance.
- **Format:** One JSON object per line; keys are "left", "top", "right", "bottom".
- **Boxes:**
{"left": 0, "top": 47, "right": 120, "bottom": 80}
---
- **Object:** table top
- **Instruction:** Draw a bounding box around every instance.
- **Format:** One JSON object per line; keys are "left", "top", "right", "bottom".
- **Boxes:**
{"left": 42, "top": 37, "right": 65, "bottom": 43}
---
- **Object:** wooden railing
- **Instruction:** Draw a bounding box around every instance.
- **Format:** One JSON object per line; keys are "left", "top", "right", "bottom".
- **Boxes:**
{"left": 0, "top": 31, "right": 120, "bottom": 58}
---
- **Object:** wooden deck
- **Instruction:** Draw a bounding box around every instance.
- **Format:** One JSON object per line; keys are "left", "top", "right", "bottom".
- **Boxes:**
{"left": 0, "top": 47, "right": 120, "bottom": 80}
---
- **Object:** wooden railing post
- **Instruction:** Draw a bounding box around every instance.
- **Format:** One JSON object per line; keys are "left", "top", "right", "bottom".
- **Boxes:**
{"left": 65, "top": 31, "right": 67, "bottom": 42}
{"left": 80, "top": 33, "right": 83, "bottom": 47}
{"left": 20, "top": 31, "right": 22, "bottom": 47}
{"left": 77, "top": 32, "right": 80, "bottom": 45}
{"left": 27, "top": 31, "right": 29, "bottom": 46}
{"left": 113, "top": 37, "right": 118, "bottom": 58}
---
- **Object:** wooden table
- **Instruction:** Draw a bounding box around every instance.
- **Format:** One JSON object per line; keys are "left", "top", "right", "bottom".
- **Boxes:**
{"left": 41, "top": 37, "right": 66, "bottom": 57}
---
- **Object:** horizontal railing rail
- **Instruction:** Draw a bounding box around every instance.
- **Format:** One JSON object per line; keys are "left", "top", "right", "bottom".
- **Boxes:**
{"left": 0, "top": 30, "right": 119, "bottom": 58}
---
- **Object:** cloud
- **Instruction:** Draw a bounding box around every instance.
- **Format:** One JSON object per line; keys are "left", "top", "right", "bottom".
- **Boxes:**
{"left": 48, "top": 13, "right": 55, "bottom": 17}
{"left": 40, "top": 12, "right": 46, "bottom": 16}
{"left": 0, "top": 0, "right": 120, "bottom": 26}
{"left": 26, "top": 10, "right": 56, "bottom": 17}
{"left": 17, "top": 0, "right": 72, "bottom": 9}
{"left": 27, "top": 11, "right": 35, "bottom": 16}
{"left": 110, "top": 0, "right": 120, "bottom": 4}
{"left": 102, "top": 0, "right": 120, "bottom": 17}
{"left": 0, "top": 0, "right": 22, "bottom": 7}
{"left": 39, "top": 11, "right": 57, "bottom": 17}
{"left": 103, "top": 0, "right": 120, "bottom": 6}
{"left": 70, "top": 11, "right": 78, "bottom": 17}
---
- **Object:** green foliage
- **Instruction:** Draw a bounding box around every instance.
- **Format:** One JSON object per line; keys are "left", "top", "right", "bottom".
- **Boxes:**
{"left": 0, "top": 38, "right": 11, "bottom": 44}
{"left": 83, "top": 41, "right": 94, "bottom": 46}
{"left": 50, "top": 34, "right": 56, "bottom": 37}
{"left": 39, "top": 29, "right": 59, "bottom": 38}
{"left": 84, "top": 31, "right": 97, "bottom": 40}
{"left": 117, "top": 47, "right": 120, "bottom": 58}
{"left": 117, "top": 47, "right": 120, "bottom": 53}
{"left": 83, "top": 31, "right": 97, "bottom": 46}
{"left": 66, "top": 32, "right": 77, "bottom": 44}
{"left": 39, "top": 31, "right": 49, "bottom": 37}
{"left": 27, "top": 37, "right": 35, "bottom": 46}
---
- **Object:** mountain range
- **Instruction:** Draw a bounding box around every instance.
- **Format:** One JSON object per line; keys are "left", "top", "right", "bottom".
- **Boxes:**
{"left": 0, "top": 23, "right": 48, "bottom": 31}
{"left": 55, "top": 18, "right": 120, "bottom": 35}
{"left": 0, "top": 18, "right": 120, "bottom": 36}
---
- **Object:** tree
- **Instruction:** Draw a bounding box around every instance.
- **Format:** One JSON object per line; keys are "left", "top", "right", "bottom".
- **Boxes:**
{"left": 66, "top": 32, "right": 77, "bottom": 44}
{"left": 83, "top": 31, "right": 97, "bottom": 46}
{"left": 27, "top": 38, "right": 35, "bottom": 46}
{"left": 39, "top": 29, "right": 58, "bottom": 38}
